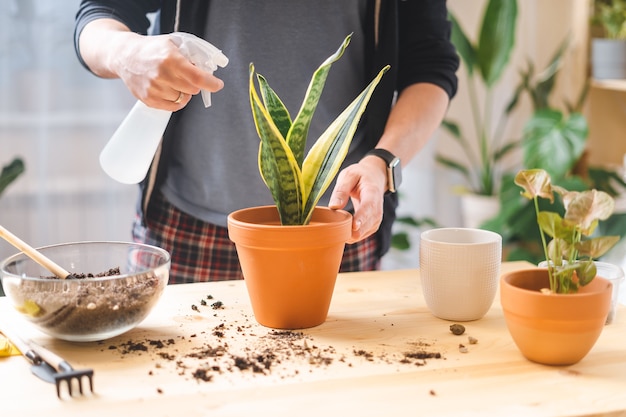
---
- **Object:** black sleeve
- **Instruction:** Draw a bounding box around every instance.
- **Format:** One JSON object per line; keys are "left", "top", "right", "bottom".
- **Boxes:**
{"left": 73, "top": 0, "right": 161, "bottom": 73}
{"left": 397, "top": 0, "right": 459, "bottom": 99}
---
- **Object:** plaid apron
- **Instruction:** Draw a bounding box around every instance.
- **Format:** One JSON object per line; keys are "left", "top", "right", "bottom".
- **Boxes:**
{"left": 133, "top": 191, "right": 381, "bottom": 284}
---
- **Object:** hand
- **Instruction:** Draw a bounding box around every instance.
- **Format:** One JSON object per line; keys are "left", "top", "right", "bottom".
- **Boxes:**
{"left": 328, "top": 155, "right": 388, "bottom": 243}
{"left": 113, "top": 33, "right": 225, "bottom": 111}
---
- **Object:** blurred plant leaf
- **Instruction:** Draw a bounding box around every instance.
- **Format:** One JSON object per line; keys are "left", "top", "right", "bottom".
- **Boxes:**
{"left": 522, "top": 110, "right": 588, "bottom": 179}
{"left": 477, "top": 0, "right": 518, "bottom": 87}
{"left": 0, "top": 158, "right": 25, "bottom": 198}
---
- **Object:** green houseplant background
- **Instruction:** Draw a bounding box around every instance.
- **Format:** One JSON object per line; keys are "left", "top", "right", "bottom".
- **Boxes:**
{"left": 392, "top": 1, "right": 626, "bottom": 269}
{"left": 0, "top": 157, "right": 25, "bottom": 296}
{"left": 591, "top": 0, "right": 626, "bottom": 39}
{"left": 482, "top": 51, "right": 626, "bottom": 264}
{"left": 436, "top": 0, "right": 519, "bottom": 196}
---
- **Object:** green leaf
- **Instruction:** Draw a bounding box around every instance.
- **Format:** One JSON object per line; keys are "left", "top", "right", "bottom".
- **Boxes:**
{"left": 287, "top": 34, "right": 352, "bottom": 168}
{"left": 440, "top": 119, "right": 462, "bottom": 139}
{"left": 449, "top": 13, "right": 477, "bottom": 76}
{"left": 576, "top": 236, "right": 620, "bottom": 259}
{"left": 249, "top": 64, "right": 303, "bottom": 224}
{"left": 588, "top": 166, "right": 626, "bottom": 197}
{"left": 477, "top": 0, "right": 518, "bottom": 87}
{"left": 532, "top": 37, "right": 570, "bottom": 109}
{"left": 435, "top": 155, "right": 472, "bottom": 184}
{"left": 438, "top": 119, "right": 476, "bottom": 174}
{"left": 395, "top": 216, "right": 439, "bottom": 228}
{"left": 537, "top": 211, "right": 567, "bottom": 239}
{"left": 597, "top": 212, "right": 626, "bottom": 241}
{"left": 522, "top": 110, "right": 588, "bottom": 179}
{"left": 493, "top": 139, "right": 521, "bottom": 162}
{"left": 248, "top": 35, "right": 388, "bottom": 225}
{"left": 391, "top": 232, "right": 411, "bottom": 251}
{"left": 547, "top": 238, "right": 571, "bottom": 263}
{"left": 0, "top": 158, "right": 25, "bottom": 197}
{"left": 301, "top": 65, "right": 390, "bottom": 224}
{"left": 575, "top": 260, "right": 597, "bottom": 286}
{"left": 257, "top": 74, "right": 292, "bottom": 140}
{"left": 504, "top": 78, "right": 526, "bottom": 114}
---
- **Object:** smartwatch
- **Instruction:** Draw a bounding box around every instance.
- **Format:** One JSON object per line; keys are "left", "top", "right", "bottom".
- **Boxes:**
{"left": 364, "top": 148, "right": 402, "bottom": 193}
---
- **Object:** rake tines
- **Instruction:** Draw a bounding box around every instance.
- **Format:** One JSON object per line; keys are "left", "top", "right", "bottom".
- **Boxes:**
{"left": 1, "top": 324, "right": 96, "bottom": 399}
{"left": 54, "top": 362, "right": 95, "bottom": 398}
{"left": 26, "top": 340, "right": 95, "bottom": 399}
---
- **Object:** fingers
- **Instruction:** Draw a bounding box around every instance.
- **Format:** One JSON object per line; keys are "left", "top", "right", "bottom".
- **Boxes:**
{"left": 174, "top": 61, "right": 225, "bottom": 94}
{"left": 119, "top": 35, "right": 225, "bottom": 111}
{"left": 329, "top": 159, "right": 387, "bottom": 243}
{"left": 347, "top": 193, "right": 383, "bottom": 244}
{"left": 141, "top": 62, "right": 224, "bottom": 111}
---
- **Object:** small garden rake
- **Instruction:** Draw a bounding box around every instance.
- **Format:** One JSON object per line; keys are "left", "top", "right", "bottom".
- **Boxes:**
{"left": 28, "top": 339, "right": 95, "bottom": 398}
{"left": 0, "top": 324, "right": 94, "bottom": 398}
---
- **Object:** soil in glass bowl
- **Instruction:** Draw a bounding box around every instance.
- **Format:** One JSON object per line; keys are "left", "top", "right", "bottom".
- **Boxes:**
{"left": 1, "top": 241, "right": 170, "bottom": 342}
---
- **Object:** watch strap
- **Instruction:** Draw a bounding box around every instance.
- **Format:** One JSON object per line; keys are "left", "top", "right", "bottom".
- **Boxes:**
{"left": 365, "top": 148, "right": 396, "bottom": 165}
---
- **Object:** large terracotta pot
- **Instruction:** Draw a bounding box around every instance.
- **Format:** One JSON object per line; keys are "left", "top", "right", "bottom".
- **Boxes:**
{"left": 500, "top": 268, "right": 612, "bottom": 366}
{"left": 227, "top": 205, "right": 352, "bottom": 329}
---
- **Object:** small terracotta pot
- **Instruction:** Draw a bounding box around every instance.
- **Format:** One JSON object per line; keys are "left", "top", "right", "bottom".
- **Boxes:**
{"left": 227, "top": 206, "right": 352, "bottom": 329}
{"left": 500, "top": 268, "right": 612, "bottom": 366}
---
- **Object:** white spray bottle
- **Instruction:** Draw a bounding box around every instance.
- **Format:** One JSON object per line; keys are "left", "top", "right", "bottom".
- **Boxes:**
{"left": 99, "top": 32, "right": 229, "bottom": 184}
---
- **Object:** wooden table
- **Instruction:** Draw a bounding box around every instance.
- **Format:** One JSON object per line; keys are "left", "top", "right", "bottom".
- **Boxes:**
{"left": 2, "top": 261, "right": 626, "bottom": 417}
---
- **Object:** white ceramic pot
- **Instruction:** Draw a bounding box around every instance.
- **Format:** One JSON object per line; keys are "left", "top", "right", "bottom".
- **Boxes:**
{"left": 420, "top": 228, "right": 502, "bottom": 321}
{"left": 460, "top": 194, "right": 499, "bottom": 229}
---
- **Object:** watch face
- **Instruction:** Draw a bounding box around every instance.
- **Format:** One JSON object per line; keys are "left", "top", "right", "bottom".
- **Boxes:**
{"left": 389, "top": 157, "right": 401, "bottom": 193}
{"left": 392, "top": 158, "right": 402, "bottom": 189}
{"left": 364, "top": 149, "right": 401, "bottom": 193}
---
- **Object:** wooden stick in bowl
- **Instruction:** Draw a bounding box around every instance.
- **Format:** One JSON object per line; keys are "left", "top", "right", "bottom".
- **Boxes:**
{"left": 0, "top": 224, "right": 71, "bottom": 279}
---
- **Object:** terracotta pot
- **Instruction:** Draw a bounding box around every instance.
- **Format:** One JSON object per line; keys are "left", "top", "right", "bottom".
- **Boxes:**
{"left": 227, "top": 205, "right": 352, "bottom": 329}
{"left": 500, "top": 268, "right": 612, "bottom": 366}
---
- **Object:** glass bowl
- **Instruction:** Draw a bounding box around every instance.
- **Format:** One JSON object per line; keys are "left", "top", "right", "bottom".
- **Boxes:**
{"left": 0, "top": 241, "right": 170, "bottom": 342}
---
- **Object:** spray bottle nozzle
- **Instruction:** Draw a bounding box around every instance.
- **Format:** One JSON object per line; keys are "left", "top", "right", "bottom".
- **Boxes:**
{"left": 169, "top": 32, "right": 229, "bottom": 107}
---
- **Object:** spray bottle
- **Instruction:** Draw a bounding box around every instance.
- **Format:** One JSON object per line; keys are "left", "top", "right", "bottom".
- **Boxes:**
{"left": 99, "top": 32, "right": 229, "bottom": 184}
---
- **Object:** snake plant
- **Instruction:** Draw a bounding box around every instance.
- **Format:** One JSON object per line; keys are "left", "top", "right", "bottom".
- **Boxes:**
{"left": 249, "top": 34, "right": 389, "bottom": 225}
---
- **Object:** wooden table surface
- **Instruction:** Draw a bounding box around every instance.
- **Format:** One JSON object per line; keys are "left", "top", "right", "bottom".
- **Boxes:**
{"left": 2, "top": 261, "right": 626, "bottom": 417}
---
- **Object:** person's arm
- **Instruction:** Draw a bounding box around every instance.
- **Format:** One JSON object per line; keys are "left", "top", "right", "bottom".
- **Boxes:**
{"left": 78, "top": 18, "right": 223, "bottom": 111}
{"left": 329, "top": 0, "right": 458, "bottom": 244}
{"left": 329, "top": 83, "right": 450, "bottom": 243}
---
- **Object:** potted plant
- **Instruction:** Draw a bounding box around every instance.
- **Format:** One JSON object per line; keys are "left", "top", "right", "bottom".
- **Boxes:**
{"left": 500, "top": 168, "right": 620, "bottom": 365}
{"left": 436, "top": 0, "right": 518, "bottom": 227}
{"left": 590, "top": 0, "right": 626, "bottom": 79}
{"left": 227, "top": 35, "right": 389, "bottom": 329}
{"left": 483, "top": 36, "right": 626, "bottom": 265}
{"left": 0, "top": 157, "right": 25, "bottom": 297}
